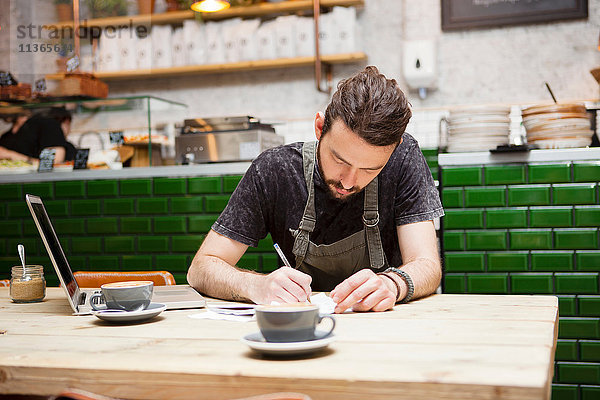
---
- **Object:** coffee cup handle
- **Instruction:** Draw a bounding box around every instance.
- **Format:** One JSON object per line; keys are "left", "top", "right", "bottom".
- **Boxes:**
{"left": 89, "top": 292, "right": 106, "bottom": 311}
{"left": 315, "top": 315, "right": 336, "bottom": 339}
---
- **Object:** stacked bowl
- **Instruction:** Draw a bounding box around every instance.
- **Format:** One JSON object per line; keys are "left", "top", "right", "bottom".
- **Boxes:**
{"left": 521, "top": 103, "right": 593, "bottom": 149}
{"left": 443, "top": 105, "right": 511, "bottom": 152}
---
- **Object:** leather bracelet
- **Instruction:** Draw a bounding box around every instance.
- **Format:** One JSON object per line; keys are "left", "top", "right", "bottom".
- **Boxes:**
{"left": 383, "top": 267, "right": 414, "bottom": 304}
{"left": 376, "top": 272, "right": 402, "bottom": 303}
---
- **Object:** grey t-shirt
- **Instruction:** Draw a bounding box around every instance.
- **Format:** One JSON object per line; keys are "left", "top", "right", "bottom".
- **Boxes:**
{"left": 212, "top": 133, "right": 444, "bottom": 269}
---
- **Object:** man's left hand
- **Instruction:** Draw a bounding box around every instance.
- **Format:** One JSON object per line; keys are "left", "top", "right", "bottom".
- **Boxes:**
{"left": 330, "top": 269, "right": 397, "bottom": 313}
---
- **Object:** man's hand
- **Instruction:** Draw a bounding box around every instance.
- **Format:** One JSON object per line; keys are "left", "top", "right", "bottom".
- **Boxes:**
{"left": 330, "top": 269, "right": 397, "bottom": 313}
{"left": 252, "top": 267, "right": 313, "bottom": 304}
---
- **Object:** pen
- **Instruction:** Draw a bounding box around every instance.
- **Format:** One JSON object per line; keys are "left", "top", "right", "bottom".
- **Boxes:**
{"left": 273, "top": 243, "right": 311, "bottom": 303}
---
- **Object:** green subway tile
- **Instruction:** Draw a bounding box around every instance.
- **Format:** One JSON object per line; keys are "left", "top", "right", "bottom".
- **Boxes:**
{"left": 529, "top": 163, "right": 571, "bottom": 184}
{"left": 444, "top": 252, "right": 485, "bottom": 272}
{"left": 138, "top": 198, "right": 168, "bottom": 214}
{"left": 552, "top": 384, "right": 578, "bottom": 400}
{"left": 0, "top": 183, "right": 21, "bottom": 200}
{"left": 580, "top": 341, "right": 600, "bottom": 362}
{"left": 557, "top": 363, "right": 600, "bottom": 384}
{"left": 464, "top": 187, "right": 506, "bottom": 207}
{"left": 558, "top": 296, "right": 577, "bottom": 316}
{"left": 223, "top": 175, "right": 243, "bottom": 193}
{"left": 104, "top": 199, "right": 135, "bottom": 215}
{"left": 574, "top": 162, "right": 600, "bottom": 183}
{"left": 53, "top": 218, "right": 86, "bottom": 235}
{"left": 105, "top": 237, "right": 135, "bottom": 253}
{"left": 427, "top": 159, "right": 438, "bottom": 169}
{"left": 484, "top": 165, "right": 526, "bottom": 185}
{"left": 121, "top": 255, "right": 152, "bottom": 269}
{"left": 87, "top": 180, "right": 118, "bottom": 197}
{"left": 530, "top": 207, "right": 573, "bottom": 228}
{"left": 444, "top": 209, "right": 484, "bottom": 229}
{"left": 44, "top": 200, "right": 69, "bottom": 217}
{"left": 554, "top": 184, "right": 596, "bottom": 205}
{"left": 510, "top": 230, "right": 552, "bottom": 250}
{"left": 171, "top": 197, "right": 204, "bottom": 214}
{"left": 87, "top": 218, "right": 118, "bottom": 234}
{"left": 487, "top": 252, "right": 529, "bottom": 272}
{"left": 120, "top": 179, "right": 152, "bottom": 196}
{"left": 510, "top": 273, "right": 553, "bottom": 294}
{"left": 486, "top": 208, "right": 527, "bottom": 228}
{"left": 238, "top": 254, "right": 260, "bottom": 271}
{"left": 205, "top": 195, "right": 231, "bottom": 213}
{"left": 154, "top": 178, "right": 186, "bottom": 195}
{"left": 262, "top": 254, "right": 279, "bottom": 273}
{"left": 172, "top": 272, "right": 187, "bottom": 285}
{"left": 68, "top": 256, "right": 87, "bottom": 271}
{"left": 23, "top": 182, "right": 53, "bottom": 199}
{"left": 555, "top": 229, "right": 598, "bottom": 250}
{"left": 441, "top": 167, "right": 482, "bottom": 186}
{"left": 55, "top": 181, "right": 85, "bottom": 198}
{"left": 442, "top": 188, "right": 463, "bottom": 208}
{"left": 120, "top": 217, "right": 152, "bottom": 234}
{"left": 189, "top": 215, "right": 218, "bottom": 233}
{"left": 7, "top": 202, "right": 29, "bottom": 218}
{"left": 188, "top": 177, "right": 222, "bottom": 194}
{"left": 556, "top": 273, "right": 599, "bottom": 294}
{"left": 443, "top": 232, "right": 464, "bottom": 251}
{"left": 508, "top": 185, "right": 551, "bottom": 206}
{"left": 430, "top": 169, "right": 438, "bottom": 180}
{"left": 253, "top": 236, "right": 275, "bottom": 253}
{"left": 71, "top": 199, "right": 101, "bottom": 216}
{"left": 556, "top": 340, "right": 578, "bottom": 361}
{"left": 559, "top": 318, "right": 600, "bottom": 339}
{"left": 154, "top": 216, "right": 186, "bottom": 233}
{"left": 578, "top": 251, "right": 600, "bottom": 271}
{"left": 443, "top": 274, "right": 466, "bottom": 293}
{"left": 580, "top": 296, "right": 600, "bottom": 317}
{"left": 88, "top": 256, "right": 120, "bottom": 270}
{"left": 0, "top": 239, "right": 5, "bottom": 256}
{"left": 155, "top": 255, "right": 189, "bottom": 272}
{"left": 575, "top": 206, "right": 600, "bottom": 227}
{"left": 466, "top": 274, "right": 508, "bottom": 294}
{"left": 171, "top": 235, "right": 205, "bottom": 253}
{"left": 7, "top": 238, "right": 38, "bottom": 256}
{"left": 421, "top": 148, "right": 438, "bottom": 157}
{"left": 22, "top": 220, "right": 37, "bottom": 237}
{"left": 138, "top": 236, "right": 169, "bottom": 253}
{"left": 581, "top": 385, "right": 600, "bottom": 400}
{"left": 0, "top": 221, "right": 21, "bottom": 237}
{"left": 0, "top": 203, "right": 4, "bottom": 218}
{"left": 466, "top": 230, "right": 508, "bottom": 251}
{"left": 71, "top": 237, "right": 102, "bottom": 254}
{"left": 531, "top": 251, "right": 574, "bottom": 272}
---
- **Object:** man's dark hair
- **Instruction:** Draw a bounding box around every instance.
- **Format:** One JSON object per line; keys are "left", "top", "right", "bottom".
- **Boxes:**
{"left": 322, "top": 66, "right": 411, "bottom": 146}
{"left": 44, "top": 107, "right": 72, "bottom": 124}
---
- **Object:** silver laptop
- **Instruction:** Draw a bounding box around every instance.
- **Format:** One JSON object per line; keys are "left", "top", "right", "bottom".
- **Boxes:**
{"left": 25, "top": 194, "right": 206, "bottom": 315}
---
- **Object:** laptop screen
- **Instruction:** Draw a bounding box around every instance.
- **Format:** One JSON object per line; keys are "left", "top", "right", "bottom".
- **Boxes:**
{"left": 27, "top": 195, "right": 79, "bottom": 301}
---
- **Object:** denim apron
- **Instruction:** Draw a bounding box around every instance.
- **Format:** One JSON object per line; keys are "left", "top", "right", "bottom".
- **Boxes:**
{"left": 291, "top": 141, "right": 388, "bottom": 291}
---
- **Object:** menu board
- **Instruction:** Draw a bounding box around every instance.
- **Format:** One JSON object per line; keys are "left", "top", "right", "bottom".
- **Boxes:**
{"left": 441, "top": 0, "right": 588, "bottom": 31}
{"left": 73, "top": 149, "right": 90, "bottom": 170}
{"left": 38, "top": 148, "right": 56, "bottom": 173}
{"left": 109, "top": 131, "right": 124, "bottom": 146}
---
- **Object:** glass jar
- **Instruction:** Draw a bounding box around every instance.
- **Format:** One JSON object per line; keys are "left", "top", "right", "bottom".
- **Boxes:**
{"left": 10, "top": 265, "right": 46, "bottom": 303}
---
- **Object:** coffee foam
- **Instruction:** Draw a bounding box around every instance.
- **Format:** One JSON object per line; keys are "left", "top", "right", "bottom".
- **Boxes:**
{"left": 102, "top": 280, "right": 153, "bottom": 289}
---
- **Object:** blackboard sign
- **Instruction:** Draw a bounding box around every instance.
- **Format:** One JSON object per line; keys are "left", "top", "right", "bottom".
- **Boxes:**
{"left": 38, "top": 148, "right": 56, "bottom": 173}
{"left": 442, "top": 0, "right": 588, "bottom": 31}
{"left": 73, "top": 149, "right": 90, "bottom": 170}
{"left": 109, "top": 131, "right": 124, "bottom": 145}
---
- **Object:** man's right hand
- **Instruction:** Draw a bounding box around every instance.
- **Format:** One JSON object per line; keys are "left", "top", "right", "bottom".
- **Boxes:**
{"left": 251, "top": 267, "right": 312, "bottom": 304}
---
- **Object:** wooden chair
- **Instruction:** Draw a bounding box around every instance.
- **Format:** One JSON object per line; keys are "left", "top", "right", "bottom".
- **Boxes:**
{"left": 72, "top": 271, "right": 176, "bottom": 288}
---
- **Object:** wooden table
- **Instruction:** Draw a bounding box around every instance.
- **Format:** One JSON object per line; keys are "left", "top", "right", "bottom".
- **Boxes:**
{"left": 0, "top": 288, "right": 558, "bottom": 400}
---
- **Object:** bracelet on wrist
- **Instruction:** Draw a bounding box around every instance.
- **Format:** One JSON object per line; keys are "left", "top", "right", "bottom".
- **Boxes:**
{"left": 376, "top": 272, "right": 401, "bottom": 302}
{"left": 382, "top": 267, "right": 414, "bottom": 304}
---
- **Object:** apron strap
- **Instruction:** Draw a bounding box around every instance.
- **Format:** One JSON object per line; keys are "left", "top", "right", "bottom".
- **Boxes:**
{"left": 292, "top": 141, "right": 318, "bottom": 267}
{"left": 363, "top": 177, "right": 387, "bottom": 270}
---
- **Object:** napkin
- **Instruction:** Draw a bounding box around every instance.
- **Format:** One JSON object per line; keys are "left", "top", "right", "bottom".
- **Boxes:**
{"left": 188, "top": 310, "right": 254, "bottom": 322}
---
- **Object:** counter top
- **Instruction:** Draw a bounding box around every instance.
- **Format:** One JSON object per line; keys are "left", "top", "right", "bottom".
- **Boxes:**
{"left": 0, "top": 162, "right": 252, "bottom": 183}
{"left": 439, "top": 147, "right": 600, "bottom": 166}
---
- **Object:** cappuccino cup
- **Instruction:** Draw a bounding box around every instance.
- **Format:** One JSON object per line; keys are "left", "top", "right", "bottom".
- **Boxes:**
{"left": 255, "top": 303, "right": 335, "bottom": 343}
{"left": 89, "top": 281, "right": 153, "bottom": 312}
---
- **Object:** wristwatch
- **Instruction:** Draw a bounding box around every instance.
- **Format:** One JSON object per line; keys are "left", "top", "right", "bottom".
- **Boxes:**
{"left": 384, "top": 267, "right": 414, "bottom": 304}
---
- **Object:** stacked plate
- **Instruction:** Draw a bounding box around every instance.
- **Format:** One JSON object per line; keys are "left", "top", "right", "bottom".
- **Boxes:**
{"left": 444, "top": 105, "right": 511, "bottom": 152}
{"left": 522, "top": 103, "right": 593, "bottom": 149}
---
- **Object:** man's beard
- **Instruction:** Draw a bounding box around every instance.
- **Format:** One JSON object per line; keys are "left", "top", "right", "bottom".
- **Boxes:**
{"left": 316, "top": 141, "right": 362, "bottom": 202}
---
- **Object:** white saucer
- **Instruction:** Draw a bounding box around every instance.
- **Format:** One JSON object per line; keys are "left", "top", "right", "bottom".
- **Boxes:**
{"left": 241, "top": 330, "right": 335, "bottom": 356}
{"left": 92, "top": 303, "right": 167, "bottom": 323}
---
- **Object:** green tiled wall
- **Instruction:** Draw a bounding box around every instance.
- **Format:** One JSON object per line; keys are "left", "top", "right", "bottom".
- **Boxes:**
{"left": 0, "top": 175, "right": 277, "bottom": 286}
{"left": 441, "top": 161, "right": 600, "bottom": 399}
